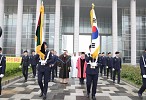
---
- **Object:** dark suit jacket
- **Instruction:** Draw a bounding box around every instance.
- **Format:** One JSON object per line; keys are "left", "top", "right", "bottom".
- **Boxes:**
{"left": 20, "top": 55, "right": 30, "bottom": 67}
{"left": 30, "top": 55, "right": 39, "bottom": 66}
{"left": 0, "top": 55, "right": 6, "bottom": 74}
{"left": 107, "top": 57, "right": 113, "bottom": 68}
{"left": 85, "top": 53, "right": 98, "bottom": 75}
{"left": 113, "top": 57, "right": 121, "bottom": 70}
{"left": 139, "top": 53, "right": 146, "bottom": 75}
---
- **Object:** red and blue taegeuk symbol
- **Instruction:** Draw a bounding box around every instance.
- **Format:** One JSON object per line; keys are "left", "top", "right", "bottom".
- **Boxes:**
{"left": 92, "top": 26, "right": 98, "bottom": 39}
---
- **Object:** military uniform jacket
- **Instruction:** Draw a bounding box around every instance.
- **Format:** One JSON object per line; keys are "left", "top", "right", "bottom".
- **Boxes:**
{"left": 139, "top": 53, "right": 146, "bottom": 75}
{"left": 113, "top": 57, "right": 121, "bottom": 70}
{"left": 101, "top": 56, "right": 107, "bottom": 66}
{"left": 97, "top": 56, "right": 102, "bottom": 66}
{"left": 0, "top": 54, "right": 6, "bottom": 74}
{"left": 20, "top": 55, "right": 30, "bottom": 67}
{"left": 85, "top": 53, "right": 98, "bottom": 75}
{"left": 107, "top": 57, "right": 113, "bottom": 68}
{"left": 30, "top": 55, "right": 38, "bottom": 66}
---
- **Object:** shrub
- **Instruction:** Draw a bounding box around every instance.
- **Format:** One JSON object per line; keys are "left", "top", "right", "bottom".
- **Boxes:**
{"left": 5, "top": 63, "right": 22, "bottom": 77}
{"left": 121, "top": 65, "right": 142, "bottom": 85}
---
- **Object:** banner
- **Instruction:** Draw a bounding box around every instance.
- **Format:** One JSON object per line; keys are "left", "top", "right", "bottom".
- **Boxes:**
{"left": 6, "top": 57, "right": 22, "bottom": 63}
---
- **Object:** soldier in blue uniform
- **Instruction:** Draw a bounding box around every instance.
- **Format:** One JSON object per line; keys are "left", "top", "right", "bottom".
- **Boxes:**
{"left": 0, "top": 47, "right": 6, "bottom": 96}
{"left": 54, "top": 51, "right": 58, "bottom": 77}
{"left": 113, "top": 51, "right": 121, "bottom": 84}
{"left": 106, "top": 52, "right": 113, "bottom": 79}
{"left": 86, "top": 45, "right": 98, "bottom": 100}
{"left": 20, "top": 50, "right": 30, "bottom": 82}
{"left": 48, "top": 49, "right": 56, "bottom": 82}
{"left": 101, "top": 52, "right": 107, "bottom": 76}
{"left": 138, "top": 49, "right": 146, "bottom": 98}
{"left": 37, "top": 42, "right": 52, "bottom": 100}
{"left": 30, "top": 50, "right": 38, "bottom": 78}
{"left": 97, "top": 53, "right": 102, "bottom": 76}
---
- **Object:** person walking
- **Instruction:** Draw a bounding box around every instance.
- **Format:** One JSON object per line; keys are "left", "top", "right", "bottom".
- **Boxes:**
{"left": 138, "top": 48, "right": 146, "bottom": 98}
{"left": 76, "top": 52, "right": 87, "bottom": 84}
{"left": 0, "top": 47, "right": 6, "bottom": 96}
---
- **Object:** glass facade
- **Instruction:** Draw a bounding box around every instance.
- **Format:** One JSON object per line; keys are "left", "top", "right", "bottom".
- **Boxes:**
{"left": 2, "top": 0, "right": 146, "bottom": 64}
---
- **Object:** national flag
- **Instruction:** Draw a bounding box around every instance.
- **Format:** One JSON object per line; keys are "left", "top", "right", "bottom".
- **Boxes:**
{"left": 90, "top": 3, "right": 100, "bottom": 59}
{"left": 35, "top": 1, "right": 45, "bottom": 60}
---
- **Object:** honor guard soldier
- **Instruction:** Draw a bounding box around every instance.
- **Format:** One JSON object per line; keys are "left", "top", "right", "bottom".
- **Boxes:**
{"left": 37, "top": 42, "right": 52, "bottom": 100}
{"left": 48, "top": 49, "right": 56, "bottom": 82}
{"left": 138, "top": 48, "right": 146, "bottom": 98}
{"left": 20, "top": 50, "right": 30, "bottom": 82}
{"left": 0, "top": 47, "right": 6, "bottom": 96}
{"left": 86, "top": 45, "right": 98, "bottom": 100}
{"left": 113, "top": 51, "right": 122, "bottom": 84}
{"left": 101, "top": 52, "right": 107, "bottom": 76}
{"left": 30, "top": 50, "right": 38, "bottom": 78}
{"left": 97, "top": 53, "right": 102, "bottom": 75}
{"left": 106, "top": 52, "right": 113, "bottom": 79}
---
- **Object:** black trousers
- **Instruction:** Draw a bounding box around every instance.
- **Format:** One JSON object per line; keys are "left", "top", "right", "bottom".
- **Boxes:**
{"left": 0, "top": 78, "right": 2, "bottom": 95}
{"left": 100, "top": 65, "right": 106, "bottom": 76}
{"left": 86, "top": 74, "right": 98, "bottom": 97}
{"left": 138, "top": 77, "right": 146, "bottom": 95}
{"left": 79, "top": 78, "right": 84, "bottom": 84}
{"left": 113, "top": 69, "right": 120, "bottom": 83}
{"left": 54, "top": 65, "right": 58, "bottom": 77}
{"left": 49, "top": 66, "right": 55, "bottom": 81}
{"left": 38, "top": 66, "right": 50, "bottom": 95}
{"left": 22, "top": 66, "right": 28, "bottom": 81}
{"left": 31, "top": 65, "right": 36, "bottom": 77}
{"left": 107, "top": 67, "right": 112, "bottom": 79}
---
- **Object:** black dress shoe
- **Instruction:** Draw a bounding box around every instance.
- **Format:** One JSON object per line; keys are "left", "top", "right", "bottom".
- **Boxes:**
{"left": 92, "top": 96, "right": 96, "bottom": 100}
{"left": 43, "top": 95, "right": 47, "bottom": 100}
{"left": 39, "top": 92, "right": 43, "bottom": 97}
{"left": 138, "top": 93, "right": 142, "bottom": 98}
{"left": 86, "top": 94, "right": 89, "bottom": 98}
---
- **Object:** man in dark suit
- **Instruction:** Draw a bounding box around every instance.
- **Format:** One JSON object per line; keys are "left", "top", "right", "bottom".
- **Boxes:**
{"left": 0, "top": 47, "right": 6, "bottom": 96}
{"left": 101, "top": 52, "right": 107, "bottom": 76}
{"left": 86, "top": 45, "right": 98, "bottom": 100}
{"left": 113, "top": 51, "right": 122, "bottom": 84}
{"left": 20, "top": 50, "right": 30, "bottom": 82}
{"left": 106, "top": 52, "right": 113, "bottom": 79}
{"left": 97, "top": 53, "right": 102, "bottom": 76}
{"left": 138, "top": 48, "right": 146, "bottom": 98}
{"left": 30, "top": 50, "right": 38, "bottom": 78}
{"left": 37, "top": 42, "right": 52, "bottom": 100}
{"left": 48, "top": 49, "right": 56, "bottom": 82}
{"left": 54, "top": 51, "right": 58, "bottom": 77}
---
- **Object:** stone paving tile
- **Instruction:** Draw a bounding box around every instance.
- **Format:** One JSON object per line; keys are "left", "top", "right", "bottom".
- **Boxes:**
{"left": 0, "top": 76, "right": 145, "bottom": 100}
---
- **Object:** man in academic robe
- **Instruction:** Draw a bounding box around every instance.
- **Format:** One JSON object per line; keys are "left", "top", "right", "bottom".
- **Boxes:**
{"left": 58, "top": 50, "right": 71, "bottom": 84}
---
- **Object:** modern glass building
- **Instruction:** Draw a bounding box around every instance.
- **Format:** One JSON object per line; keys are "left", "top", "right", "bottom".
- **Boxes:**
{"left": 0, "top": 0, "right": 146, "bottom": 65}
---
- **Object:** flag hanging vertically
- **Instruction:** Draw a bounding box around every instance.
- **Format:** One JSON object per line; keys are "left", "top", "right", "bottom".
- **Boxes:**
{"left": 35, "top": 1, "right": 45, "bottom": 60}
{"left": 90, "top": 3, "right": 100, "bottom": 59}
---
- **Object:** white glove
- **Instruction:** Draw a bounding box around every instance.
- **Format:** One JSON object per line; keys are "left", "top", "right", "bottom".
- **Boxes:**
{"left": 41, "top": 60, "right": 46, "bottom": 65}
{"left": 0, "top": 74, "right": 4, "bottom": 78}
{"left": 143, "top": 75, "right": 146, "bottom": 78}
{"left": 112, "top": 68, "right": 115, "bottom": 71}
{"left": 0, "top": 66, "right": 2, "bottom": 68}
{"left": 106, "top": 66, "right": 108, "bottom": 68}
{"left": 28, "top": 66, "right": 31, "bottom": 69}
{"left": 19, "top": 65, "right": 22, "bottom": 68}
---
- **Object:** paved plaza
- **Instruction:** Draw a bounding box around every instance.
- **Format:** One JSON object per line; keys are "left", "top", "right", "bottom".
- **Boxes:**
{"left": 0, "top": 76, "right": 146, "bottom": 100}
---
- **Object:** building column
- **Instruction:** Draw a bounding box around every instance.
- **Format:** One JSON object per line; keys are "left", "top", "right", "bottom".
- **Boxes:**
{"left": 131, "top": 0, "right": 136, "bottom": 65}
{"left": 0, "top": 0, "right": 4, "bottom": 47}
{"left": 112, "top": 0, "right": 118, "bottom": 56}
{"left": 74, "top": 0, "right": 80, "bottom": 55}
{"left": 54, "top": 0, "right": 61, "bottom": 54}
{"left": 15, "top": 0, "right": 23, "bottom": 56}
